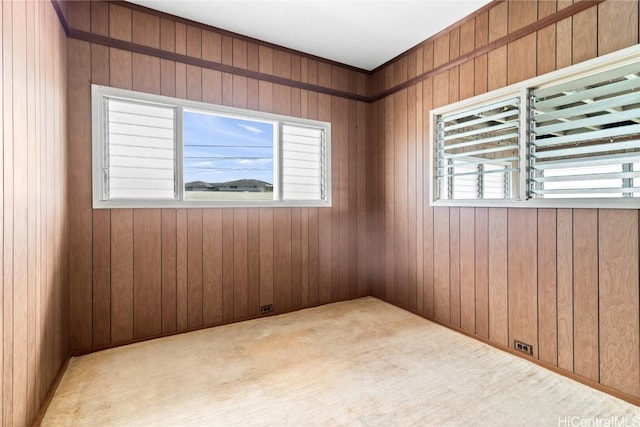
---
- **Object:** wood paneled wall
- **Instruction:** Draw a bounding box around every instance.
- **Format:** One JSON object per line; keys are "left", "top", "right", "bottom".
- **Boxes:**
{"left": 64, "top": 1, "right": 369, "bottom": 354}
{"left": 368, "top": 0, "right": 640, "bottom": 402}
{"left": 1, "top": 1, "right": 69, "bottom": 426}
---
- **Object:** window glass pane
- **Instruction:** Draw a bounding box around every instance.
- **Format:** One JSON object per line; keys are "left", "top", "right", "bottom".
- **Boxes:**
{"left": 531, "top": 62, "right": 640, "bottom": 199}
{"left": 107, "top": 98, "right": 176, "bottom": 199}
{"left": 183, "top": 109, "right": 275, "bottom": 201}
{"left": 282, "top": 124, "right": 324, "bottom": 201}
{"left": 436, "top": 97, "right": 520, "bottom": 200}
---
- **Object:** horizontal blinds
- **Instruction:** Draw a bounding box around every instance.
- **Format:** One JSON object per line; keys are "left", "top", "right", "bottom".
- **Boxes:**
{"left": 106, "top": 97, "right": 176, "bottom": 199}
{"left": 436, "top": 96, "right": 520, "bottom": 200}
{"left": 281, "top": 124, "right": 325, "bottom": 201}
{"left": 530, "top": 62, "right": 640, "bottom": 198}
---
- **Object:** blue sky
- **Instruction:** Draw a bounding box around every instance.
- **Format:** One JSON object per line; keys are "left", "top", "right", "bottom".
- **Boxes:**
{"left": 183, "top": 110, "right": 274, "bottom": 184}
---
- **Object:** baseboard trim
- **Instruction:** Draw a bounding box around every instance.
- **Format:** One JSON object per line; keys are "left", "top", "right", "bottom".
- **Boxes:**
{"left": 31, "top": 357, "right": 71, "bottom": 427}
{"left": 410, "top": 310, "right": 640, "bottom": 407}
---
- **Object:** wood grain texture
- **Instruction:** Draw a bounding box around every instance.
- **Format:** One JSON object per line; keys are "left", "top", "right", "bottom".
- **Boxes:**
{"left": 598, "top": 210, "right": 640, "bottom": 397}
{"left": 459, "top": 208, "right": 475, "bottom": 334}
{"left": 433, "top": 207, "right": 450, "bottom": 324}
{"left": 598, "top": 0, "right": 638, "bottom": 56}
{"left": 187, "top": 209, "right": 203, "bottom": 328}
{"left": 537, "top": 209, "right": 557, "bottom": 366}
{"left": 572, "top": 6, "right": 597, "bottom": 64}
{"left": 474, "top": 208, "right": 488, "bottom": 339}
{"left": 133, "top": 209, "right": 162, "bottom": 338}
{"left": 507, "top": 209, "right": 538, "bottom": 357}
{"left": 557, "top": 209, "right": 574, "bottom": 373}
{"left": 449, "top": 208, "right": 461, "bottom": 328}
{"left": 111, "top": 210, "right": 134, "bottom": 343}
{"left": 92, "top": 211, "right": 111, "bottom": 347}
{"left": 202, "top": 209, "right": 223, "bottom": 326}
{"left": 573, "top": 209, "right": 599, "bottom": 382}
{"left": 488, "top": 208, "right": 508, "bottom": 347}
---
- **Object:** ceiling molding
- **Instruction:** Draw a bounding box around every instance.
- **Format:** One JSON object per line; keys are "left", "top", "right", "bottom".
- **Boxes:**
{"left": 51, "top": 0, "right": 607, "bottom": 104}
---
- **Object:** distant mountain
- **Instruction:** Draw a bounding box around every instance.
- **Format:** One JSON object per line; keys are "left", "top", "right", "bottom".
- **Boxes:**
{"left": 185, "top": 179, "right": 273, "bottom": 192}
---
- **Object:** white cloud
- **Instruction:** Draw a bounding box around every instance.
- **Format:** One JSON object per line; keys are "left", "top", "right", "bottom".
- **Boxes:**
{"left": 190, "top": 161, "right": 213, "bottom": 167}
{"left": 237, "top": 158, "right": 272, "bottom": 165}
{"left": 237, "top": 123, "right": 263, "bottom": 134}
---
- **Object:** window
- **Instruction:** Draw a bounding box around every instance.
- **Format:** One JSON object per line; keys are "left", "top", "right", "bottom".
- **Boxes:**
{"left": 435, "top": 97, "right": 521, "bottom": 201}
{"left": 430, "top": 43, "right": 640, "bottom": 208}
{"left": 530, "top": 62, "right": 640, "bottom": 199}
{"left": 92, "top": 85, "right": 331, "bottom": 208}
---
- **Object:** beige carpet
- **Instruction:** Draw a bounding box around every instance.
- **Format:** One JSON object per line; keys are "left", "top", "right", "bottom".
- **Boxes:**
{"left": 43, "top": 297, "right": 639, "bottom": 426}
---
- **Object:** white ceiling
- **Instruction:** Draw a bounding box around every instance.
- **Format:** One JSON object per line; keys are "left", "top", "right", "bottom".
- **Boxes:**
{"left": 126, "top": 0, "right": 492, "bottom": 71}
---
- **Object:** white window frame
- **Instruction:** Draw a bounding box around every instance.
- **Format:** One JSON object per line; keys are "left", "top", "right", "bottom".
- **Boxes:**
{"left": 92, "top": 85, "right": 331, "bottom": 209}
{"left": 429, "top": 43, "right": 640, "bottom": 209}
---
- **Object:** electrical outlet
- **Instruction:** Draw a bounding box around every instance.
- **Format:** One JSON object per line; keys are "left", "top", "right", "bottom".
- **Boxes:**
{"left": 260, "top": 304, "right": 273, "bottom": 314}
{"left": 514, "top": 340, "right": 533, "bottom": 355}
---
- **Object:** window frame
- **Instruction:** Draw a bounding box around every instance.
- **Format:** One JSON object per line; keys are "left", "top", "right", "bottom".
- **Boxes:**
{"left": 92, "top": 84, "right": 332, "bottom": 209}
{"left": 429, "top": 43, "right": 640, "bottom": 209}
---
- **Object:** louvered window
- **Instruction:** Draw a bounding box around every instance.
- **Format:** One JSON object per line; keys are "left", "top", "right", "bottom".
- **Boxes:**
{"left": 430, "top": 43, "right": 639, "bottom": 208}
{"left": 92, "top": 85, "right": 331, "bottom": 208}
{"left": 530, "top": 62, "right": 640, "bottom": 199}
{"left": 104, "top": 98, "right": 176, "bottom": 200}
{"left": 435, "top": 97, "right": 521, "bottom": 201}
{"left": 282, "top": 124, "right": 326, "bottom": 201}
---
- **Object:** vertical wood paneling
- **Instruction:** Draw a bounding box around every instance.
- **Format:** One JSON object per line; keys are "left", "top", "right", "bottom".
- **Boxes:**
{"left": 537, "top": 209, "right": 557, "bottom": 366}
{"left": 68, "top": 38, "right": 92, "bottom": 351}
{"left": 247, "top": 209, "right": 261, "bottom": 317}
{"left": 2, "top": 2, "right": 69, "bottom": 424}
{"left": 599, "top": 210, "right": 640, "bottom": 397}
{"left": 13, "top": 2, "right": 29, "bottom": 422}
{"left": 111, "top": 210, "right": 133, "bottom": 343}
{"left": 488, "top": 208, "right": 508, "bottom": 346}
{"left": 202, "top": 209, "right": 222, "bottom": 325}
{"left": 259, "top": 208, "right": 274, "bottom": 308}
{"left": 572, "top": 6, "right": 597, "bottom": 64}
{"left": 273, "top": 209, "right": 292, "bottom": 313}
{"left": 394, "top": 89, "right": 409, "bottom": 308}
{"left": 507, "top": 209, "right": 538, "bottom": 357}
{"left": 187, "top": 209, "right": 203, "bottom": 328}
{"left": 598, "top": 1, "right": 638, "bottom": 56}
{"left": 459, "top": 208, "right": 475, "bottom": 333}
{"left": 557, "top": 209, "right": 574, "bottom": 372}
{"left": 384, "top": 95, "right": 395, "bottom": 302}
{"left": 222, "top": 209, "right": 234, "bottom": 322}
{"left": 414, "top": 81, "right": 424, "bottom": 315}
{"left": 233, "top": 209, "right": 248, "bottom": 319}
{"left": 161, "top": 209, "right": 177, "bottom": 333}
{"left": 573, "top": 209, "right": 599, "bottom": 381}
{"left": 291, "top": 208, "right": 303, "bottom": 309}
{"left": 433, "top": 207, "right": 450, "bottom": 323}
{"left": 133, "top": 210, "right": 162, "bottom": 338}
{"left": 422, "top": 79, "right": 434, "bottom": 319}
{"left": 4, "top": 4, "right": 15, "bottom": 420}
{"left": 449, "top": 208, "right": 460, "bottom": 327}
{"left": 92, "top": 210, "right": 110, "bottom": 347}
{"left": 176, "top": 209, "right": 188, "bottom": 330}
{"left": 474, "top": 208, "right": 488, "bottom": 338}
{"left": 407, "top": 86, "right": 417, "bottom": 310}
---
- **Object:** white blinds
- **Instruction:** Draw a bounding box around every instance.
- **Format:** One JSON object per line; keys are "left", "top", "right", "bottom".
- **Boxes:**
{"left": 436, "top": 97, "right": 520, "bottom": 200}
{"left": 106, "top": 98, "right": 176, "bottom": 199}
{"left": 530, "top": 62, "right": 640, "bottom": 198}
{"left": 281, "top": 124, "right": 325, "bottom": 201}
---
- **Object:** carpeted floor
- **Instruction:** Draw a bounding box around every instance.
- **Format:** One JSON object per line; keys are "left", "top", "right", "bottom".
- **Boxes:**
{"left": 42, "top": 297, "right": 639, "bottom": 426}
